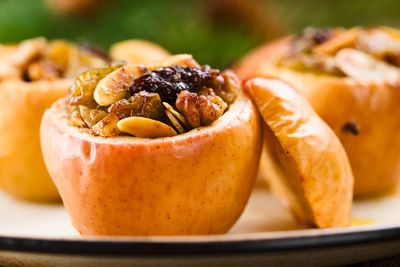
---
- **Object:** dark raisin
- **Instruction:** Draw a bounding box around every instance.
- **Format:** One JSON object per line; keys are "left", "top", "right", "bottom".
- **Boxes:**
{"left": 129, "top": 65, "right": 215, "bottom": 104}
{"left": 342, "top": 120, "right": 359, "bottom": 135}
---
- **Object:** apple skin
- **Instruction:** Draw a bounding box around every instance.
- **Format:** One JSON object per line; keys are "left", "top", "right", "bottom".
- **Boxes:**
{"left": 0, "top": 79, "right": 71, "bottom": 202}
{"left": 234, "top": 33, "right": 400, "bottom": 198}
{"left": 40, "top": 94, "right": 262, "bottom": 236}
{"left": 244, "top": 78, "right": 353, "bottom": 228}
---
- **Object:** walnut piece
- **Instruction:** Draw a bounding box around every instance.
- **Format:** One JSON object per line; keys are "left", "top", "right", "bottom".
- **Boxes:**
{"left": 175, "top": 90, "right": 227, "bottom": 128}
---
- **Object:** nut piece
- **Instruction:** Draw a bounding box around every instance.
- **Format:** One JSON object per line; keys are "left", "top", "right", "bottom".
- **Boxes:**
{"left": 91, "top": 113, "right": 120, "bottom": 137}
{"left": 117, "top": 116, "right": 177, "bottom": 138}
{"left": 94, "top": 64, "right": 145, "bottom": 106}
{"left": 335, "top": 48, "right": 400, "bottom": 82}
{"left": 176, "top": 90, "right": 228, "bottom": 128}
{"left": 149, "top": 54, "right": 200, "bottom": 70}
{"left": 165, "top": 109, "right": 185, "bottom": 134}
{"left": 163, "top": 102, "right": 188, "bottom": 128}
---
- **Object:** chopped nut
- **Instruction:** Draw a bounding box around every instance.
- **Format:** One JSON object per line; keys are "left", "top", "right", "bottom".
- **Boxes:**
{"left": 176, "top": 90, "right": 228, "bottom": 128}
{"left": 198, "top": 87, "right": 216, "bottom": 97}
{"left": 91, "top": 113, "right": 120, "bottom": 137}
{"left": 117, "top": 116, "right": 177, "bottom": 138}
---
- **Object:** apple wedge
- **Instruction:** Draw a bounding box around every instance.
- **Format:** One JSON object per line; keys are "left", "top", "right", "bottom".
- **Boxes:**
{"left": 235, "top": 27, "right": 400, "bottom": 198}
{"left": 244, "top": 78, "right": 353, "bottom": 228}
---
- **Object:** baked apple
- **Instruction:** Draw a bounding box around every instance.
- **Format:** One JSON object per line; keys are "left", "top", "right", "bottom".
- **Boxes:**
{"left": 0, "top": 38, "right": 108, "bottom": 201}
{"left": 110, "top": 39, "right": 170, "bottom": 66}
{"left": 235, "top": 27, "right": 400, "bottom": 198}
{"left": 244, "top": 78, "right": 353, "bottom": 228}
{"left": 40, "top": 54, "right": 262, "bottom": 236}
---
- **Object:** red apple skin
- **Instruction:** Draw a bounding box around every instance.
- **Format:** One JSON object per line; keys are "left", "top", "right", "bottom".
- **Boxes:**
{"left": 40, "top": 97, "right": 262, "bottom": 236}
{"left": 234, "top": 31, "right": 400, "bottom": 198}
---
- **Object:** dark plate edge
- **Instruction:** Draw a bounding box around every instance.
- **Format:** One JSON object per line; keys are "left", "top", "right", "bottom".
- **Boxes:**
{"left": 1, "top": 226, "right": 400, "bottom": 256}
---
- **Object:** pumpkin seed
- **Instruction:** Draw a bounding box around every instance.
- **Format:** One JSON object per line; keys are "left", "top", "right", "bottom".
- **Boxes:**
{"left": 165, "top": 109, "right": 185, "bottom": 134}
{"left": 117, "top": 116, "right": 177, "bottom": 138}
{"left": 162, "top": 102, "right": 189, "bottom": 128}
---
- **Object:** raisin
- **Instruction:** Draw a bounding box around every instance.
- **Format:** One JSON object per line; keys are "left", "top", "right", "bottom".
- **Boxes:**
{"left": 66, "top": 64, "right": 123, "bottom": 105}
{"left": 129, "top": 65, "right": 214, "bottom": 104}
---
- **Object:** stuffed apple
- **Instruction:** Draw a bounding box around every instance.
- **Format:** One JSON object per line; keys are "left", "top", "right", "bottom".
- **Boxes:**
{"left": 236, "top": 27, "right": 400, "bottom": 198}
{"left": 40, "top": 54, "right": 262, "bottom": 236}
{"left": 0, "top": 38, "right": 108, "bottom": 201}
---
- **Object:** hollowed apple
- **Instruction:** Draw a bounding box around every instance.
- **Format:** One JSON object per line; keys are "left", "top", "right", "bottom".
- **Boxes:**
{"left": 40, "top": 89, "right": 262, "bottom": 236}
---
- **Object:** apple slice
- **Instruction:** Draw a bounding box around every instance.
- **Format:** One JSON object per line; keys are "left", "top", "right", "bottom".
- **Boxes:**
{"left": 245, "top": 78, "right": 353, "bottom": 228}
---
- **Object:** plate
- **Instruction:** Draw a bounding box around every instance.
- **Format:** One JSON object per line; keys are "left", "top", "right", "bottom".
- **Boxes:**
{"left": 1, "top": 180, "right": 400, "bottom": 267}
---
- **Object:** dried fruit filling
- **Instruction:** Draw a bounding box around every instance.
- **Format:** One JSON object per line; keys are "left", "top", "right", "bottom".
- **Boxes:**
{"left": 66, "top": 57, "right": 237, "bottom": 138}
{"left": 280, "top": 27, "right": 400, "bottom": 80}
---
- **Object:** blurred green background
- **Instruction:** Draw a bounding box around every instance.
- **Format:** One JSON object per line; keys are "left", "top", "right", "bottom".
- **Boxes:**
{"left": 0, "top": 0, "right": 400, "bottom": 69}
